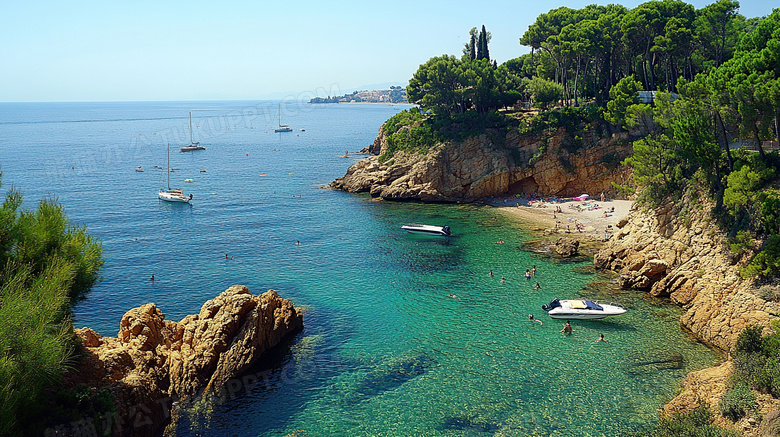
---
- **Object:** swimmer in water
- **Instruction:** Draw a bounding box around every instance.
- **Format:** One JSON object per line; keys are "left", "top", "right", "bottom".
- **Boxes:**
{"left": 528, "top": 314, "right": 542, "bottom": 325}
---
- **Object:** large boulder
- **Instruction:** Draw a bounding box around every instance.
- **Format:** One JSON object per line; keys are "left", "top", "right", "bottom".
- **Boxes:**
{"left": 554, "top": 237, "right": 580, "bottom": 257}
{"left": 66, "top": 285, "right": 302, "bottom": 437}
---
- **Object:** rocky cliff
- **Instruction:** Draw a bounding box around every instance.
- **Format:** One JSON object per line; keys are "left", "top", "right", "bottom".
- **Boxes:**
{"left": 63, "top": 285, "right": 303, "bottom": 437}
{"left": 332, "top": 123, "right": 633, "bottom": 202}
{"left": 593, "top": 196, "right": 780, "bottom": 433}
{"left": 594, "top": 198, "right": 779, "bottom": 351}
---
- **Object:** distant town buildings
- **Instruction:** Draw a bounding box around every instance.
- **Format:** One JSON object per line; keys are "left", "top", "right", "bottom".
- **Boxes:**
{"left": 310, "top": 87, "right": 408, "bottom": 104}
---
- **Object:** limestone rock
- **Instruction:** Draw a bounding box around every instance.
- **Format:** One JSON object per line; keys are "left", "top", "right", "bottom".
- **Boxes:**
{"left": 554, "top": 237, "right": 580, "bottom": 257}
{"left": 330, "top": 123, "right": 632, "bottom": 202}
{"left": 68, "top": 285, "right": 302, "bottom": 436}
{"left": 593, "top": 196, "right": 774, "bottom": 351}
{"left": 662, "top": 361, "right": 733, "bottom": 428}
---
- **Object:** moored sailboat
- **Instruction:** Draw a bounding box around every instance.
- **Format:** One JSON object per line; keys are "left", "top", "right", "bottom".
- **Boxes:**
{"left": 274, "top": 103, "right": 292, "bottom": 132}
{"left": 180, "top": 111, "right": 205, "bottom": 152}
{"left": 159, "top": 144, "right": 192, "bottom": 203}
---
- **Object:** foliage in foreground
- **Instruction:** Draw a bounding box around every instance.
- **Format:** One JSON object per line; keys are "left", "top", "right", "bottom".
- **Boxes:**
{"left": 0, "top": 178, "right": 104, "bottom": 435}
{"left": 651, "top": 405, "right": 738, "bottom": 437}
{"left": 730, "top": 324, "right": 780, "bottom": 398}
{"left": 719, "top": 381, "right": 757, "bottom": 422}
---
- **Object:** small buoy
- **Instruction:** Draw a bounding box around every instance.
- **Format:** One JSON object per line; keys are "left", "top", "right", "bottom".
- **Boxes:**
{"left": 185, "top": 179, "right": 194, "bottom": 183}
{"left": 260, "top": 173, "right": 266, "bottom": 176}
{"left": 246, "top": 153, "right": 249, "bottom": 156}
{"left": 211, "top": 192, "right": 217, "bottom": 195}
{"left": 199, "top": 169, "right": 206, "bottom": 173}
{"left": 288, "top": 172, "right": 294, "bottom": 175}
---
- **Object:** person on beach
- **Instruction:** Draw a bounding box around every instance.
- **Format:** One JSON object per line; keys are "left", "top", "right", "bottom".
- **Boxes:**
{"left": 600, "top": 192, "right": 605, "bottom": 202}
{"left": 595, "top": 333, "right": 608, "bottom": 343}
{"left": 561, "top": 321, "right": 573, "bottom": 335}
{"left": 529, "top": 314, "right": 543, "bottom": 325}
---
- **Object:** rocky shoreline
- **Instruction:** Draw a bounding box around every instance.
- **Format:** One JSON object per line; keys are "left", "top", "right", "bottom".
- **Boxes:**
{"left": 60, "top": 285, "right": 302, "bottom": 437}
{"left": 592, "top": 197, "right": 780, "bottom": 435}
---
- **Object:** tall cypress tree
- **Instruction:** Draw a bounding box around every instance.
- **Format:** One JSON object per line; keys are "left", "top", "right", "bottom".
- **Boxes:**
{"left": 480, "top": 25, "right": 490, "bottom": 61}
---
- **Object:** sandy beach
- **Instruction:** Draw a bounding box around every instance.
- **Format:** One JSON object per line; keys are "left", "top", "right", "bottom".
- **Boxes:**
{"left": 488, "top": 195, "right": 635, "bottom": 241}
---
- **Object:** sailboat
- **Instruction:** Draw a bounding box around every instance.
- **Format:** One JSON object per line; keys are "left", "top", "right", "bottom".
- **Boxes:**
{"left": 274, "top": 103, "right": 292, "bottom": 132}
{"left": 180, "top": 111, "right": 206, "bottom": 152}
{"left": 159, "top": 144, "right": 193, "bottom": 203}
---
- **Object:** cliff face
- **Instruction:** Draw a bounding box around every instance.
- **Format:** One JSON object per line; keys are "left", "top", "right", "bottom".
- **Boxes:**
{"left": 333, "top": 124, "right": 633, "bottom": 202}
{"left": 65, "top": 285, "right": 302, "bottom": 437}
{"left": 594, "top": 199, "right": 779, "bottom": 351}
{"left": 593, "top": 198, "right": 780, "bottom": 434}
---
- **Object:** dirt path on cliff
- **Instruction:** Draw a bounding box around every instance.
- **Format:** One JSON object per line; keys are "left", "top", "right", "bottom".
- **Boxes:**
{"left": 488, "top": 196, "right": 635, "bottom": 241}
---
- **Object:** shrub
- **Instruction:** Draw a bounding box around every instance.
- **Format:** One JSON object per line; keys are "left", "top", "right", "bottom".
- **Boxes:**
{"left": 759, "top": 285, "right": 780, "bottom": 302}
{"left": 0, "top": 181, "right": 104, "bottom": 436}
{"left": 742, "top": 235, "right": 780, "bottom": 279}
{"left": 719, "top": 382, "right": 757, "bottom": 422}
{"left": 653, "top": 405, "right": 738, "bottom": 437}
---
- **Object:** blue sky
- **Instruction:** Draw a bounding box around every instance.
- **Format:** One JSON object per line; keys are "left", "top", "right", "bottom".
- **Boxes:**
{"left": 0, "top": 0, "right": 775, "bottom": 102}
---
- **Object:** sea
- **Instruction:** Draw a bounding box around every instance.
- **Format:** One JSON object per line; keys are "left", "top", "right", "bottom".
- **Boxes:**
{"left": 0, "top": 101, "right": 717, "bottom": 436}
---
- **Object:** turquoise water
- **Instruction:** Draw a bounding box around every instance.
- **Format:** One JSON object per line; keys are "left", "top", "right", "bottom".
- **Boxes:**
{"left": 0, "top": 102, "right": 716, "bottom": 436}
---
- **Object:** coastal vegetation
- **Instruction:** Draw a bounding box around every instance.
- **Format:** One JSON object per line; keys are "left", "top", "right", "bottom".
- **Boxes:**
{"left": 0, "top": 177, "right": 106, "bottom": 435}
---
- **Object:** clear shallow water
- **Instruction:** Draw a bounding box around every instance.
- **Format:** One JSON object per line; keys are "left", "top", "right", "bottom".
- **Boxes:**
{"left": 0, "top": 102, "right": 717, "bottom": 436}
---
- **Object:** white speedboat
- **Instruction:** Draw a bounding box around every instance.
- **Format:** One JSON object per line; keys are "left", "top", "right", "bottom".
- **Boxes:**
{"left": 401, "top": 224, "right": 452, "bottom": 236}
{"left": 541, "top": 298, "right": 625, "bottom": 320}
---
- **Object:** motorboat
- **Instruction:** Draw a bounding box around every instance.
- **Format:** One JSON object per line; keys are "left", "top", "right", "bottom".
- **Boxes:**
{"left": 181, "top": 111, "right": 206, "bottom": 152}
{"left": 401, "top": 224, "right": 452, "bottom": 236}
{"left": 541, "top": 298, "right": 625, "bottom": 320}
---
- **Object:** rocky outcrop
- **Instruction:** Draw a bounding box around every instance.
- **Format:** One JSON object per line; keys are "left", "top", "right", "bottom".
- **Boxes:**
{"left": 594, "top": 196, "right": 780, "bottom": 435}
{"left": 593, "top": 199, "right": 780, "bottom": 351}
{"left": 66, "top": 286, "right": 302, "bottom": 437}
{"left": 331, "top": 124, "right": 633, "bottom": 202}
{"left": 554, "top": 237, "right": 580, "bottom": 257}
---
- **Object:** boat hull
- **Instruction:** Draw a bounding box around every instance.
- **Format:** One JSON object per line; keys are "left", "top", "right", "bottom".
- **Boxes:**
{"left": 158, "top": 190, "right": 191, "bottom": 203}
{"left": 542, "top": 299, "right": 625, "bottom": 320}
{"left": 401, "top": 224, "right": 451, "bottom": 236}
{"left": 545, "top": 310, "right": 624, "bottom": 320}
